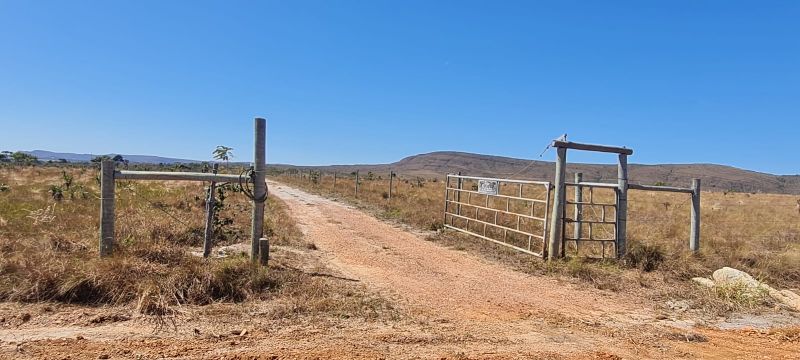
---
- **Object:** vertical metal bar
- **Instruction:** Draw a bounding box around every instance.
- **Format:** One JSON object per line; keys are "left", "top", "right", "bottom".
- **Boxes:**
{"left": 574, "top": 173, "right": 583, "bottom": 243}
{"left": 99, "top": 160, "right": 116, "bottom": 257}
{"left": 690, "top": 178, "right": 701, "bottom": 253}
{"left": 456, "top": 172, "right": 462, "bottom": 218}
{"left": 547, "top": 147, "right": 567, "bottom": 260}
{"left": 616, "top": 154, "right": 629, "bottom": 259}
{"left": 542, "top": 183, "right": 551, "bottom": 254}
{"left": 251, "top": 117, "right": 267, "bottom": 262}
{"left": 444, "top": 174, "right": 451, "bottom": 226}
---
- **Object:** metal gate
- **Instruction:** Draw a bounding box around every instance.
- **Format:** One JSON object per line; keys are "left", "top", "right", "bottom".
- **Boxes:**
{"left": 561, "top": 180, "right": 619, "bottom": 259}
{"left": 443, "top": 174, "right": 552, "bottom": 257}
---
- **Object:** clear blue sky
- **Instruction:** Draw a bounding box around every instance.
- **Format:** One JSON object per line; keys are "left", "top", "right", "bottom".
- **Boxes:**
{"left": 1, "top": 1, "right": 798, "bottom": 174}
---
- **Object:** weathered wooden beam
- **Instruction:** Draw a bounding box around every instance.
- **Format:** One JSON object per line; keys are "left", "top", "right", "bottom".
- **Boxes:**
{"left": 115, "top": 171, "right": 240, "bottom": 183}
{"left": 99, "top": 160, "right": 116, "bottom": 257}
{"left": 628, "top": 183, "right": 694, "bottom": 194}
{"left": 551, "top": 140, "right": 633, "bottom": 155}
{"left": 251, "top": 117, "right": 267, "bottom": 263}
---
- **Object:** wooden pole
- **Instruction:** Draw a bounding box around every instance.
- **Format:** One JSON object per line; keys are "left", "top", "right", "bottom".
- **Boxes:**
{"left": 355, "top": 170, "right": 359, "bottom": 197}
{"left": 203, "top": 163, "right": 219, "bottom": 258}
{"left": 251, "top": 117, "right": 267, "bottom": 262}
{"left": 547, "top": 147, "right": 567, "bottom": 260}
{"left": 99, "top": 160, "right": 116, "bottom": 257}
{"left": 259, "top": 238, "right": 270, "bottom": 266}
{"left": 333, "top": 172, "right": 337, "bottom": 191}
{"left": 574, "top": 172, "right": 583, "bottom": 248}
{"left": 690, "top": 178, "right": 701, "bottom": 253}
{"left": 389, "top": 170, "right": 393, "bottom": 200}
{"left": 616, "top": 154, "right": 629, "bottom": 259}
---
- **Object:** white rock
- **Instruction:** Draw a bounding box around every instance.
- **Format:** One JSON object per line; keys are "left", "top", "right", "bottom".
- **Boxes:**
{"left": 712, "top": 267, "right": 759, "bottom": 288}
{"left": 711, "top": 267, "right": 800, "bottom": 312}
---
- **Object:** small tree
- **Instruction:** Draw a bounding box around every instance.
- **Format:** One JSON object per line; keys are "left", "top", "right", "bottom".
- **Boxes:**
{"left": 112, "top": 154, "right": 125, "bottom": 162}
{"left": 11, "top": 152, "right": 38, "bottom": 164}
{"left": 91, "top": 155, "right": 112, "bottom": 163}
{"left": 213, "top": 146, "right": 234, "bottom": 168}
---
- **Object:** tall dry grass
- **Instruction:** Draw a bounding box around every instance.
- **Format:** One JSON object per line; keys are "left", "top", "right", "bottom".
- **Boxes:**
{"left": 0, "top": 166, "right": 397, "bottom": 321}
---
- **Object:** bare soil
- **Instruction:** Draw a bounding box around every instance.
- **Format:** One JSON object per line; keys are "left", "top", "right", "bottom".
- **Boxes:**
{"left": 2, "top": 182, "right": 798, "bottom": 359}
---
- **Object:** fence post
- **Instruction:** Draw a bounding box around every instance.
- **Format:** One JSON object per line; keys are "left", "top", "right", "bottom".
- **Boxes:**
{"left": 251, "top": 117, "right": 267, "bottom": 262}
{"left": 355, "top": 170, "right": 360, "bottom": 197}
{"left": 547, "top": 147, "right": 567, "bottom": 260}
{"left": 616, "top": 154, "right": 629, "bottom": 259}
{"left": 203, "top": 163, "right": 219, "bottom": 258}
{"left": 99, "top": 160, "right": 116, "bottom": 257}
{"left": 389, "top": 170, "right": 394, "bottom": 200}
{"left": 259, "top": 238, "right": 270, "bottom": 266}
{"left": 574, "top": 172, "right": 583, "bottom": 248}
{"left": 690, "top": 178, "right": 701, "bottom": 253}
{"left": 333, "top": 172, "right": 337, "bottom": 191}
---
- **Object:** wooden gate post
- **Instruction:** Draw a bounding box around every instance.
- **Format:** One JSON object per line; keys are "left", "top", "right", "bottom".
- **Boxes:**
{"left": 690, "top": 178, "right": 701, "bottom": 253}
{"left": 355, "top": 170, "right": 360, "bottom": 197}
{"left": 574, "top": 172, "right": 583, "bottom": 246}
{"left": 547, "top": 147, "right": 567, "bottom": 260}
{"left": 388, "top": 170, "right": 394, "bottom": 200}
{"left": 251, "top": 117, "right": 267, "bottom": 262}
{"left": 616, "top": 154, "right": 629, "bottom": 259}
{"left": 203, "top": 163, "right": 219, "bottom": 258}
{"left": 99, "top": 160, "right": 116, "bottom": 257}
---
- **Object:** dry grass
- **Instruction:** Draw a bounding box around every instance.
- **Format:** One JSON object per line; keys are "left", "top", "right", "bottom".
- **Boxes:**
{"left": 0, "top": 166, "right": 397, "bottom": 321}
{"left": 276, "top": 171, "right": 800, "bottom": 315}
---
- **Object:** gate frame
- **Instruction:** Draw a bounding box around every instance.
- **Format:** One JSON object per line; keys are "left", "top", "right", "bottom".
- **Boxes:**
{"left": 99, "top": 118, "right": 268, "bottom": 263}
{"left": 443, "top": 174, "right": 552, "bottom": 257}
{"left": 547, "top": 140, "right": 633, "bottom": 260}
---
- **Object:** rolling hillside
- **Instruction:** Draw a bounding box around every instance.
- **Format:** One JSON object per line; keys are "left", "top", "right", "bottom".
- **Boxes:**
{"left": 272, "top": 151, "right": 800, "bottom": 194}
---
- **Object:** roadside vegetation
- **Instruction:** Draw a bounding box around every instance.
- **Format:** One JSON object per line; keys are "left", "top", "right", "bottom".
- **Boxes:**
{"left": 275, "top": 170, "right": 800, "bottom": 316}
{"left": 0, "top": 166, "right": 396, "bottom": 322}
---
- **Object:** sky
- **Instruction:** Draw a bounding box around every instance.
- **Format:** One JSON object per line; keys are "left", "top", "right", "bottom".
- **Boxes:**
{"left": 0, "top": 1, "right": 798, "bottom": 174}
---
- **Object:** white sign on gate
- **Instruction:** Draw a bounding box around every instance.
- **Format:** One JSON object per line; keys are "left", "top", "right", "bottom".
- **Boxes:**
{"left": 477, "top": 180, "right": 499, "bottom": 195}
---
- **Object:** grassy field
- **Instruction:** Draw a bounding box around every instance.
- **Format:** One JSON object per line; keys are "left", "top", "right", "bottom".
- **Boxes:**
{"left": 276, "top": 171, "right": 800, "bottom": 314}
{"left": 0, "top": 166, "right": 396, "bottom": 321}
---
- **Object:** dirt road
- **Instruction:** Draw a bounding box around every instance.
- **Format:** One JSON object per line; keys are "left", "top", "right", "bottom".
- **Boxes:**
{"left": 268, "top": 182, "right": 800, "bottom": 359}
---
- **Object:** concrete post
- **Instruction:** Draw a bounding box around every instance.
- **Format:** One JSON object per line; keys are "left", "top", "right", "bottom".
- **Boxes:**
{"left": 99, "top": 160, "right": 116, "bottom": 257}
{"left": 616, "top": 154, "right": 629, "bottom": 259}
{"left": 547, "top": 147, "right": 567, "bottom": 260}
{"left": 690, "top": 178, "right": 701, "bottom": 253}
{"left": 251, "top": 117, "right": 267, "bottom": 262}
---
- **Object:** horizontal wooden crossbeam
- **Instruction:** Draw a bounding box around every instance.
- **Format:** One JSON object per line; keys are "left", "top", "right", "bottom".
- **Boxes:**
{"left": 551, "top": 140, "right": 634, "bottom": 155}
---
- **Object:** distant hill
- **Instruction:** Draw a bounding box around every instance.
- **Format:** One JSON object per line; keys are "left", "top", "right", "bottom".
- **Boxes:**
{"left": 22, "top": 150, "right": 198, "bottom": 164}
{"left": 272, "top": 151, "right": 800, "bottom": 195}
